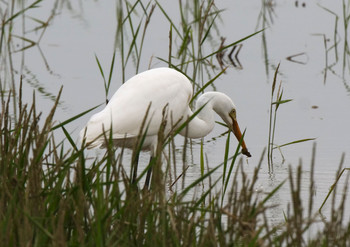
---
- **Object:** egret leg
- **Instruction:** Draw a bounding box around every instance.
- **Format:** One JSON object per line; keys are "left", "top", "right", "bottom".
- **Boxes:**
{"left": 143, "top": 156, "right": 154, "bottom": 190}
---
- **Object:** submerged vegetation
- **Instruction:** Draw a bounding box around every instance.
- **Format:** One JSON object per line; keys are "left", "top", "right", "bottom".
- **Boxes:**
{"left": 1, "top": 0, "right": 350, "bottom": 246}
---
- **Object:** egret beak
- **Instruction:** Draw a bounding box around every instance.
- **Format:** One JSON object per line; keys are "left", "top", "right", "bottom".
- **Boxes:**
{"left": 231, "top": 118, "right": 251, "bottom": 157}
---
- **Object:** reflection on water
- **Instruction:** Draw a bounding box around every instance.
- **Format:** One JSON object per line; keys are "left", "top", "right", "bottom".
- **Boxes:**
{"left": 1, "top": 0, "right": 350, "bottom": 228}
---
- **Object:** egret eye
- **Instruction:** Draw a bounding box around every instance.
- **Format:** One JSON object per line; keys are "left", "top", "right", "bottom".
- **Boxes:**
{"left": 229, "top": 109, "right": 236, "bottom": 120}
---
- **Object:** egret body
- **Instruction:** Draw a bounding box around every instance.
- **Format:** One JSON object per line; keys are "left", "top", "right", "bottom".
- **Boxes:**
{"left": 80, "top": 67, "right": 251, "bottom": 187}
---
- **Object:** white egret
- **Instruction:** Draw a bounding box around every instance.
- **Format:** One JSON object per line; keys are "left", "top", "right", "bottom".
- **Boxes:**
{"left": 80, "top": 67, "right": 251, "bottom": 188}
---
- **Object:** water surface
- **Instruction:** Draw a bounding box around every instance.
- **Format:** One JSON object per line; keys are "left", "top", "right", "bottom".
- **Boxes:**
{"left": 2, "top": 0, "right": 350, "bottom": 225}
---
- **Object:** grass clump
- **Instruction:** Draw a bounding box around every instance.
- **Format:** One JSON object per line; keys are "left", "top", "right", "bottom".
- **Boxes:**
{"left": 1, "top": 1, "right": 350, "bottom": 246}
{"left": 1, "top": 81, "right": 350, "bottom": 246}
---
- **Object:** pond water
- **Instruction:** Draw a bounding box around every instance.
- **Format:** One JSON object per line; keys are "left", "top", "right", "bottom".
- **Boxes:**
{"left": 2, "top": 0, "right": 350, "bottom": 226}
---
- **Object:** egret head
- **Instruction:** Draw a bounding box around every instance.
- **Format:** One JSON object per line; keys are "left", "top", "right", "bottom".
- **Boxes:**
{"left": 212, "top": 93, "right": 251, "bottom": 157}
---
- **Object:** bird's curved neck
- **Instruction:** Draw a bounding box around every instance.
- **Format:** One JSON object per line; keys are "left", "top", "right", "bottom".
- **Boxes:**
{"left": 180, "top": 94, "right": 216, "bottom": 139}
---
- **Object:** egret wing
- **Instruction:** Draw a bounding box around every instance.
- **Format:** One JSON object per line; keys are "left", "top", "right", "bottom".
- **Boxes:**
{"left": 107, "top": 68, "right": 193, "bottom": 137}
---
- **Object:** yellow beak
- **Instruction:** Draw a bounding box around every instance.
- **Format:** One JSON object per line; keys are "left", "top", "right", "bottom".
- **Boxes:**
{"left": 231, "top": 118, "right": 251, "bottom": 157}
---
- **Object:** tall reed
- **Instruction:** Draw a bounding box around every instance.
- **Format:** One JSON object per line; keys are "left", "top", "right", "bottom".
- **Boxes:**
{"left": 1, "top": 82, "right": 350, "bottom": 246}
{"left": 1, "top": 1, "right": 350, "bottom": 246}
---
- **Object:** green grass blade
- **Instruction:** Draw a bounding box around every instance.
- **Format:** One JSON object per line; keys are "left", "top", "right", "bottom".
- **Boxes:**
{"left": 51, "top": 103, "right": 103, "bottom": 131}
{"left": 164, "top": 102, "right": 208, "bottom": 146}
{"left": 319, "top": 166, "right": 349, "bottom": 213}
{"left": 24, "top": 211, "right": 54, "bottom": 239}
{"left": 248, "top": 227, "right": 264, "bottom": 247}
{"left": 200, "top": 29, "right": 265, "bottom": 61}
{"left": 4, "top": 0, "right": 43, "bottom": 25}
{"left": 95, "top": 54, "right": 107, "bottom": 89}
{"left": 107, "top": 51, "right": 116, "bottom": 94}
{"left": 260, "top": 179, "right": 286, "bottom": 206}
{"left": 274, "top": 138, "right": 316, "bottom": 149}
{"left": 193, "top": 176, "right": 221, "bottom": 209}
{"left": 178, "top": 163, "right": 223, "bottom": 200}
{"left": 271, "top": 99, "right": 293, "bottom": 105}
{"left": 177, "top": 26, "right": 192, "bottom": 58}
{"left": 271, "top": 63, "right": 280, "bottom": 95}
{"left": 221, "top": 132, "right": 230, "bottom": 190}
{"left": 190, "top": 68, "right": 227, "bottom": 104}
{"left": 61, "top": 125, "right": 78, "bottom": 152}
{"left": 200, "top": 12, "right": 221, "bottom": 45}
{"left": 34, "top": 139, "right": 49, "bottom": 164}
{"left": 125, "top": 20, "right": 142, "bottom": 65}
{"left": 200, "top": 139, "right": 204, "bottom": 176}
{"left": 155, "top": 1, "right": 182, "bottom": 38}
{"left": 222, "top": 131, "right": 245, "bottom": 200}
